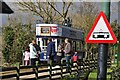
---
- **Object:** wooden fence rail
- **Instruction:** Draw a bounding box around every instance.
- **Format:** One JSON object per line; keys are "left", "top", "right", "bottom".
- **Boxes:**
{"left": 0, "top": 59, "right": 111, "bottom": 80}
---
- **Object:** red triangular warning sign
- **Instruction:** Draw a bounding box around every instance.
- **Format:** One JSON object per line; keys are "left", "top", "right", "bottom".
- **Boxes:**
{"left": 85, "top": 11, "right": 117, "bottom": 43}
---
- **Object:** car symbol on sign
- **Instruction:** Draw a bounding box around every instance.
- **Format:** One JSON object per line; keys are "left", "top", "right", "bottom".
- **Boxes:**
{"left": 93, "top": 32, "right": 109, "bottom": 39}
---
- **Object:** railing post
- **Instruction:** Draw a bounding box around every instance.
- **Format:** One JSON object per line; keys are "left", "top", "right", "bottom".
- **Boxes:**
{"left": 35, "top": 64, "right": 38, "bottom": 80}
{"left": 78, "top": 61, "right": 81, "bottom": 79}
{"left": 16, "top": 63, "right": 20, "bottom": 80}
{"left": 76, "top": 62, "right": 79, "bottom": 75}
{"left": 49, "top": 60, "right": 52, "bottom": 80}
{"left": 110, "top": 73, "right": 112, "bottom": 80}
{"left": 60, "top": 59, "right": 63, "bottom": 78}
{"left": 69, "top": 60, "right": 72, "bottom": 75}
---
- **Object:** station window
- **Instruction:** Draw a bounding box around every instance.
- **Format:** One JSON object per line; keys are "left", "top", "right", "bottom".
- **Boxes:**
{"left": 72, "top": 41, "right": 76, "bottom": 51}
{"left": 76, "top": 41, "right": 81, "bottom": 51}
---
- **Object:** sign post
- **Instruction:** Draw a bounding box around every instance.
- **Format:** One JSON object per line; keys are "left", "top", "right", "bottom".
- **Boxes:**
{"left": 97, "top": 1, "right": 110, "bottom": 80}
{"left": 85, "top": 1, "right": 117, "bottom": 80}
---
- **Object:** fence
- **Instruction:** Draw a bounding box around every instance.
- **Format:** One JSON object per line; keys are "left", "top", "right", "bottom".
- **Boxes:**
{"left": 0, "top": 59, "right": 111, "bottom": 80}
{"left": 107, "top": 67, "right": 120, "bottom": 80}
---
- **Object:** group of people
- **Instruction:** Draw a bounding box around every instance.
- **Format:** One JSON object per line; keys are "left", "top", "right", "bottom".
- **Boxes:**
{"left": 23, "top": 38, "right": 78, "bottom": 71}
{"left": 23, "top": 39, "right": 41, "bottom": 66}
{"left": 56, "top": 38, "right": 78, "bottom": 70}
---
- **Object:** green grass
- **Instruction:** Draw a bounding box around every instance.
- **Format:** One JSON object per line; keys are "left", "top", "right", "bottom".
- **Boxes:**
{"left": 88, "top": 70, "right": 97, "bottom": 79}
{"left": 89, "top": 64, "right": 117, "bottom": 80}
{"left": 88, "top": 69, "right": 112, "bottom": 80}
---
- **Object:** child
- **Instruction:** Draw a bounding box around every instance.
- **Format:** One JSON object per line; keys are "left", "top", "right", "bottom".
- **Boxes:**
{"left": 23, "top": 46, "right": 30, "bottom": 66}
{"left": 72, "top": 51, "right": 78, "bottom": 66}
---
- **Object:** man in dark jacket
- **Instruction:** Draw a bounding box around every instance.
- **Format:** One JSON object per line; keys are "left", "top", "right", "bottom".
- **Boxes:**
{"left": 47, "top": 38, "right": 56, "bottom": 64}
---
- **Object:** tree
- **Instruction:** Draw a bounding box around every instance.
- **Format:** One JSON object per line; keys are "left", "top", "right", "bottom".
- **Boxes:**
{"left": 2, "top": 17, "right": 35, "bottom": 64}
{"left": 111, "top": 20, "right": 118, "bottom": 37}
{"left": 69, "top": 2, "right": 100, "bottom": 59}
{"left": 2, "top": 27, "right": 15, "bottom": 63}
{"left": 70, "top": 2, "right": 99, "bottom": 34}
{"left": 17, "top": 1, "right": 72, "bottom": 23}
{"left": 110, "top": 20, "right": 119, "bottom": 58}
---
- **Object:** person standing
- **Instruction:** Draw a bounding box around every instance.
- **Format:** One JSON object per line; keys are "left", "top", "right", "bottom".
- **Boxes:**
{"left": 34, "top": 43, "right": 41, "bottom": 64}
{"left": 56, "top": 43, "right": 64, "bottom": 65}
{"left": 64, "top": 38, "right": 71, "bottom": 71}
{"left": 47, "top": 38, "right": 56, "bottom": 64}
{"left": 23, "top": 46, "right": 30, "bottom": 66}
{"left": 29, "top": 39, "right": 38, "bottom": 66}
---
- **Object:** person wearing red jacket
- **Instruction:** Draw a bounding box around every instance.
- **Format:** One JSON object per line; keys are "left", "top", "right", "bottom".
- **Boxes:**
{"left": 72, "top": 52, "right": 78, "bottom": 66}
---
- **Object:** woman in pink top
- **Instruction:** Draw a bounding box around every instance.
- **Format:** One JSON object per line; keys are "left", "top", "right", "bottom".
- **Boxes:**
{"left": 23, "top": 46, "right": 30, "bottom": 66}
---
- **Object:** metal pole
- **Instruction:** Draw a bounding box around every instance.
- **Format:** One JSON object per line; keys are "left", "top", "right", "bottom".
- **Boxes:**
{"left": 97, "top": 1, "right": 110, "bottom": 80}
{"left": 97, "top": 44, "right": 108, "bottom": 79}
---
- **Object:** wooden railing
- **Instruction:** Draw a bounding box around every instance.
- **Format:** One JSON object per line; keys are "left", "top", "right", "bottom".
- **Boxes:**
{"left": 0, "top": 59, "right": 111, "bottom": 80}
{"left": 107, "top": 67, "right": 120, "bottom": 80}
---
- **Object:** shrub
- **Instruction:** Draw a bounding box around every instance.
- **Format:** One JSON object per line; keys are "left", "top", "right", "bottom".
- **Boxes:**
{"left": 2, "top": 23, "right": 35, "bottom": 64}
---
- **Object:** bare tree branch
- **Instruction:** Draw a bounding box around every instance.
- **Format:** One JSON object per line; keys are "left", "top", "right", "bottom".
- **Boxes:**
{"left": 62, "top": 1, "right": 66, "bottom": 17}
{"left": 17, "top": 1, "right": 72, "bottom": 23}
{"left": 18, "top": 2, "right": 44, "bottom": 19}
{"left": 64, "top": 2, "right": 72, "bottom": 19}
{"left": 48, "top": 2, "right": 64, "bottom": 18}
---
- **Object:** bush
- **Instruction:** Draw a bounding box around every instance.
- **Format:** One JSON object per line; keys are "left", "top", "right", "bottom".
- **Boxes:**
{"left": 2, "top": 27, "right": 15, "bottom": 63}
{"left": 2, "top": 23, "right": 35, "bottom": 64}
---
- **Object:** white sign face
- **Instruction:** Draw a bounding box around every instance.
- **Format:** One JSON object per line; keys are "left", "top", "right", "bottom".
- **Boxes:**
{"left": 89, "top": 16, "right": 113, "bottom": 40}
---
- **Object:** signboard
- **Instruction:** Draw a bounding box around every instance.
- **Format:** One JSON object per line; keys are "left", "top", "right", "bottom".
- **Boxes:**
{"left": 51, "top": 26, "right": 57, "bottom": 33}
{"left": 40, "top": 26, "right": 50, "bottom": 36}
{"left": 51, "top": 26, "right": 58, "bottom": 36}
{"left": 36, "top": 24, "right": 58, "bottom": 36}
{"left": 85, "top": 11, "right": 117, "bottom": 43}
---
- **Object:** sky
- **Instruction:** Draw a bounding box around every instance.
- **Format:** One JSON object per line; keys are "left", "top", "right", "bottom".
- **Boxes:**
{"left": 0, "top": 1, "right": 119, "bottom": 27}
